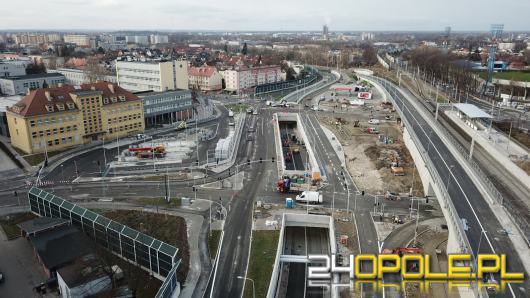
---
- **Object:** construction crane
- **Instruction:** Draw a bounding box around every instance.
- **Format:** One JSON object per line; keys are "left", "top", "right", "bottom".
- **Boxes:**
{"left": 482, "top": 24, "right": 504, "bottom": 97}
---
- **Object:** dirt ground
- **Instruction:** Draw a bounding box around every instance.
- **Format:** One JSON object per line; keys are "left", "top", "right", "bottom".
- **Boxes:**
{"left": 102, "top": 210, "right": 190, "bottom": 284}
{"left": 319, "top": 115, "right": 424, "bottom": 196}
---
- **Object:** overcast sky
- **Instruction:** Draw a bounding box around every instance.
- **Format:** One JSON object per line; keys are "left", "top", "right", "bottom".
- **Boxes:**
{"left": 2, "top": 0, "right": 529, "bottom": 31}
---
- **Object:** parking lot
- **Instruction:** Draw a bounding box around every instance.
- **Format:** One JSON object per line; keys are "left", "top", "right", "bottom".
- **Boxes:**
{"left": 0, "top": 230, "right": 48, "bottom": 297}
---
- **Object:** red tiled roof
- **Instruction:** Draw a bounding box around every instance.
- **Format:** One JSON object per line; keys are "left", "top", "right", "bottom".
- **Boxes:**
{"left": 188, "top": 66, "right": 217, "bottom": 77}
{"left": 8, "top": 81, "right": 141, "bottom": 117}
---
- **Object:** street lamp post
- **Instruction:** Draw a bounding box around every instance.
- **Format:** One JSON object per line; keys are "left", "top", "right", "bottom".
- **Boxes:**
{"left": 237, "top": 276, "right": 255, "bottom": 298}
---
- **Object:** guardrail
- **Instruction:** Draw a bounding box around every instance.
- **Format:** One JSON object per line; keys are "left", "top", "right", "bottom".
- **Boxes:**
{"left": 363, "top": 75, "right": 472, "bottom": 254}
{"left": 281, "top": 69, "right": 341, "bottom": 103}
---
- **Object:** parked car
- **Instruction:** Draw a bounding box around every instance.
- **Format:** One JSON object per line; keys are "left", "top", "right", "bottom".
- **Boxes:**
{"left": 368, "top": 119, "right": 380, "bottom": 124}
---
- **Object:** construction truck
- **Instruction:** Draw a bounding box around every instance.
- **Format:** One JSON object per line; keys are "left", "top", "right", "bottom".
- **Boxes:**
{"left": 277, "top": 177, "right": 316, "bottom": 193}
{"left": 128, "top": 146, "right": 166, "bottom": 158}
{"left": 390, "top": 161, "right": 404, "bottom": 176}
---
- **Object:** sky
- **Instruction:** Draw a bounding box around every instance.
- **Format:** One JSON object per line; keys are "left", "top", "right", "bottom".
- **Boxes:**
{"left": 2, "top": 0, "right": 530, "bottom": 31}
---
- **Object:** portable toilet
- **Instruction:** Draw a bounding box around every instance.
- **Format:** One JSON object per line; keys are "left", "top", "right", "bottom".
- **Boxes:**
{"left": 285, "top": 198, "right": 294, "bottom": 208}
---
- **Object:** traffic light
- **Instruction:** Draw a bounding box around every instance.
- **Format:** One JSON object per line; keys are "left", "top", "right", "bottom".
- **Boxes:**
{"left": 272, "top": 156, "right": 275, "bottom": 163}
{"left": 196, "top": 159, "right": 199, "bottom": 166}
{"left": 259, "top": 157, "right": 262, "bottom": 163}
{"left": 361, "top": 190, "right": 365, "bottom": 196}
{"left": 247, "top": 159, "right": 250, "bottom": 165}
{"left": 425, "top": 196, "right": 429, "bottom": 203}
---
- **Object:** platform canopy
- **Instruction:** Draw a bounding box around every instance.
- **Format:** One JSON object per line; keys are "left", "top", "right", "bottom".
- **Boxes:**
{"left": 453, "top": 103, "right": 493, "bottom": 119}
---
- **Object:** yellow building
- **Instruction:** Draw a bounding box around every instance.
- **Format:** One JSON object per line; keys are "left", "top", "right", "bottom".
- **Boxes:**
{"left": 6, "top": 81, "right": 144, "bottom": 154}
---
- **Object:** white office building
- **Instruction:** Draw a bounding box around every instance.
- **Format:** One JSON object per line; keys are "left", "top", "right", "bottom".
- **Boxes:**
{"left": 0, "top": 73, "right": 65, "bottom": 95}
{"left": 0, "top": 61, "right": 27, "bottom": 78}
{"left": 116, "top": 60, "right": 188, "bottom": 92}
{"left": 48, "top": 68, "right": 117, "bottom": 85}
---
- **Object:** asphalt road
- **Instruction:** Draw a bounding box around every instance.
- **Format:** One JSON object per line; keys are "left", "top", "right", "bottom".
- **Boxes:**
{"left": 373, "top": 76, "right": 530, "bottom": 297}
{"left": 210, "top": 103, "right": 277, "bottom": 298}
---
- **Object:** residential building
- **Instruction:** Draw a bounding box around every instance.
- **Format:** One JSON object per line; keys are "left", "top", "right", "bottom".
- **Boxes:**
{"left": 47, "top": 33, "right": 61, "bottom": 43}
{"left": 6, "top": 82, "right": 144, "bottom": 154}
{"left": 57, "top": 255, "right": 112, "bottom": 298}
{"left": 125, "top": 35, "right": 149, "bottom": 45}
{"left": 116, "top": 60, "right": 188, "bottom": 92}
{"left": 48, "top": 68, "right": 117, "bottom": 85}
{"left": 137, "top": 90, "right": 193, "bottom": 126}
{"left": 15, "top": 33, "right": 48, "bottom": 45}
{"left": 0, "top": 61, "right": 27, "bottom": 78}
{"left": 361, "top": 32, "right": 374, "bottom": 41}
{"left": 63, "top": 34, "right": 90, "bottom": 47}
{"left": 188, "top": 66, "right": 223, "bottom": 91}
{"left": 221, "top": 65, "right": 282, "bottom": 94}
{"left": 0, "top": 73, "right": 66, "bottom": 96}
{"left": 150, "top": 34, "right": 169, "bottom": 44}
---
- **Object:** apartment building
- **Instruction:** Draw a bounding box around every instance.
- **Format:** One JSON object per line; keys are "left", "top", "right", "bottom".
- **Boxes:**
{"left": 0, "top": 73, "right": 66, "bottom": 96}
{"left": 14, "top": 33, "right": 60, "bottom": 45}
{"left": 125, "top": 35, "right": 149, "bottom": 45}
{"left": 116, "top": 60, "right": 188, "bottom": 92}
{"left": 6, "top": 82, "right": 144, "bottom": 154}
{"left": 150, "top": 34, "right": 169, "bottom": 44}
{"left": 222, "top": 65, "right": 282, "bottom": 94}
{"left": 63, "top": 34, "right": 90, "bottom": 47}
{"left": 188, "top": 66, "right": 223, "bottom": 91}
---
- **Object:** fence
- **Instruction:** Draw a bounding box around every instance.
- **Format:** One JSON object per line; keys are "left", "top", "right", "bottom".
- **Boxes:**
{"left": 27, "top": 187, "right": 183, "bottom": 297}
{"left": 255, "top": 66, "right": 320, "bottom": 95}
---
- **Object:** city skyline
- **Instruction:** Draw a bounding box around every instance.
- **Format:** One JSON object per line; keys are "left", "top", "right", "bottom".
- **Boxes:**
{"left": 2, "top": 0, "right": 530, "bottom": 31}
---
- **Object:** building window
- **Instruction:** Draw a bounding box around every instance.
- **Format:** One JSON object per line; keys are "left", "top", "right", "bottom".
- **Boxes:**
{"left": 30, "top": 120, "right": 35, "bottom": 127}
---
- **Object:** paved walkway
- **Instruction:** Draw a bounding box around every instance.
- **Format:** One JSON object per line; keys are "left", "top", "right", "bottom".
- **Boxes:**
{"left": 0, "top": 223, "right": 47, "bottom": 298}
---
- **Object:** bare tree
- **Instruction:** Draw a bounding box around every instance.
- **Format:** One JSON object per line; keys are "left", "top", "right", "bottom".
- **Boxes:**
{"left": 84, "top": 56, "right": 111, "bottom": 83}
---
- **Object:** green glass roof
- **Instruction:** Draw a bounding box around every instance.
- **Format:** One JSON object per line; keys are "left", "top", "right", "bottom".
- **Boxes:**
{"left": 50, "top": 196, "right": 64, "bottom": 205}
{"left": 108, "top": 220, "right": 124, "bottom": 233}
{"left": 82, "top": 210, "right": 98, "bottom": 221}
{"left": 151, "top": 239, "right": 162, "bottom": 250}
{"left": 136, "top": 232, "right": 154, "bottom": 246}
{"left": 60, "top": 201, "right": 75, "bottom": 211}
{"left": 95, "top": 216, "right": 111, "bottom": 227}
{"left": 29, "top": 187, "right": 41, "bottom": 196}
{"left": 72, "top": 205, "right": 86, "bottom": 216}
{"left": 43, "top": 192, "right": 54, "bottom": 202}
{"left": 122, "top": 226, "right": 139, "bottom": 240}
{"left": 159, "top": 243, "right": 178, "bottom": 257}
